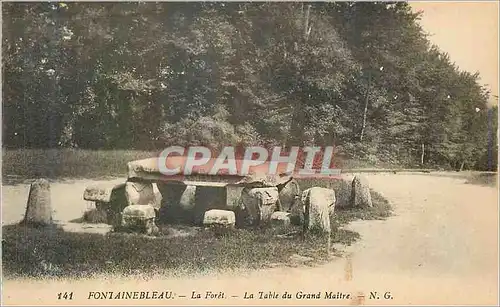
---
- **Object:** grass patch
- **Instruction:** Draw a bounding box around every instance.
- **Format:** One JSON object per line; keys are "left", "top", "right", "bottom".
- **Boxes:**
{"left": 2, "top": 224, "right": 334, "bottom": 279}
{"left": 413, "top": 171, "right": 498, "bottom": 187}
{"left": 2, "top": 149, "right": 157, "bottom": 184}
{"left": 334, "top": 190, "right": 392, "bottom": 227}
{"left": 464, "top": 172, "right": 498, "bottom": 187}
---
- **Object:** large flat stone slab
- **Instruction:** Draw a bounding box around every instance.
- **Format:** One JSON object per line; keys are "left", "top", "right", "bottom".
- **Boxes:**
{"left": 127, "top": 157, "right": 292, "bottom": 187}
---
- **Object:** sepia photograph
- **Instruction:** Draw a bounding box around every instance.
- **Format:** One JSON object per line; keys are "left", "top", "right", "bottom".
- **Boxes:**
{"left": 1, "top": 1, "right": 499, "bottom": 305}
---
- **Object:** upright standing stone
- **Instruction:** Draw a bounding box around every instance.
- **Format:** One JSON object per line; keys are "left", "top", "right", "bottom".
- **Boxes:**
{"left": 301, "top": 187, "right": 335, "bottom": 234}
{"left": 125, "top": 181, "right": 157, "bottom": 207}
{"left": 226, "top": 185, "right": 244, "bottom": 210}
{"left": 152, "top": 183, "right": 163, "bottom": 210}
{"left": 239, "top": 187, "right": 279, "bottom": 227}
{"left": 350, "top": 175, "right": 373, "bottom": 208}
{"left": 332, "top": 178, "right": 352, "bottom": 209}
{"left": 277, "top": 178, "right": 301, "bottom": 212}
{"left": 271, "top": 211, "right": 291, "bottom": 227}
{"left": 23, "top": 178, "right": 52, "bottom": 226}
{"left": 157, "top": 183, "right": 196, "bottom": 224}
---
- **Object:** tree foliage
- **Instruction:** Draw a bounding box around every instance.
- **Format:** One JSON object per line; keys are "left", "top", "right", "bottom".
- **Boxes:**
{"left": 2, "top": 2, "right": 497, "bottom": 170}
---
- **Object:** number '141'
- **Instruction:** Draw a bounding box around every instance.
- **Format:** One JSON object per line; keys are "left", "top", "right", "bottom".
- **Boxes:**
{"left": 57, "top": 292, "right": 73, "bottom": 300}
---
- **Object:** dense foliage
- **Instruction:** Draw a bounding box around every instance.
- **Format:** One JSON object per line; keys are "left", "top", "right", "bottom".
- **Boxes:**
{"left": 3, "top": 2, "right": 497, "bottom": 170}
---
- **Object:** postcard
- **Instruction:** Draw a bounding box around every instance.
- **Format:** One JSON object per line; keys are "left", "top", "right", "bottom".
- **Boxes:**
{"left": 2, "top": 1, "right": 498, "bottom": 306}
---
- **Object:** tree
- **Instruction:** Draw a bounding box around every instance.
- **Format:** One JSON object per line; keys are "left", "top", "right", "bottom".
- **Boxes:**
{"left": 3, "top": 2, "right": 496, "bottom": 170}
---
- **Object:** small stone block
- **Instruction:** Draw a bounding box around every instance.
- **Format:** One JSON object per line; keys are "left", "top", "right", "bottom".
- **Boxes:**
{"left": 203, "top": 209, "right": 236, "bottom": 227}
{"left": 271, "top": 211, "right": 291, "bottom": 227}
{"left": 121, "top": 205, "right": 157, "bottom": 234}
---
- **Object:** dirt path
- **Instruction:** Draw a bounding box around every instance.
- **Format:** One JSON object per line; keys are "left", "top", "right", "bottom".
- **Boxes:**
{"left": 2, "top": 174, "right": 498, "bottom": 305}
{"left": 2, "top": 178, "right": 127, "bottom": 225}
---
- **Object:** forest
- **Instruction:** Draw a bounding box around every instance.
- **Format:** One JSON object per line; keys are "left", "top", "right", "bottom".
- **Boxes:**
{"left": 3, "top": 2, "right": 497, "bottom": 170}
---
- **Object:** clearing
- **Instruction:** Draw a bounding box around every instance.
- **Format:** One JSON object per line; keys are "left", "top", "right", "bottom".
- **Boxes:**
{"left": 2, "top": 173, "right": 498, "bottom": 305}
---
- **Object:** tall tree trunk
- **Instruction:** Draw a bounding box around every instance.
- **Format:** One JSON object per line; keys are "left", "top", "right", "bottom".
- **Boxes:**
{"left": 420, "top": 143, "right": 425, "bottom": 165}
{"left": 359, "top": 71, "right": 371, "bottom": 142}
{"left": 287, "top": 6, "right": 313, "bottom": 147}
{"left": 459, "top": 161, "right": 465, "bottom": 172}
{"left": 304, "top": 5, "right": 312, "bottom": 41}
{"left": 487, "top": 108, "right": 493, "bottom": 171}
{"left": 287, "top": 97, "right": 305, "bottom": 147}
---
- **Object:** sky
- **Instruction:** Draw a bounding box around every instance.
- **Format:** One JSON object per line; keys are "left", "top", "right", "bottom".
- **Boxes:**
{"left": 410, "top": 1, "right": 499, "bottom": 106}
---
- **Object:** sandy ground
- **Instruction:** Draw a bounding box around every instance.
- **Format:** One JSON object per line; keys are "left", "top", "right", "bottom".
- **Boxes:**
{"left": 2, "top": 173, "right": 499, "bottom": 306}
